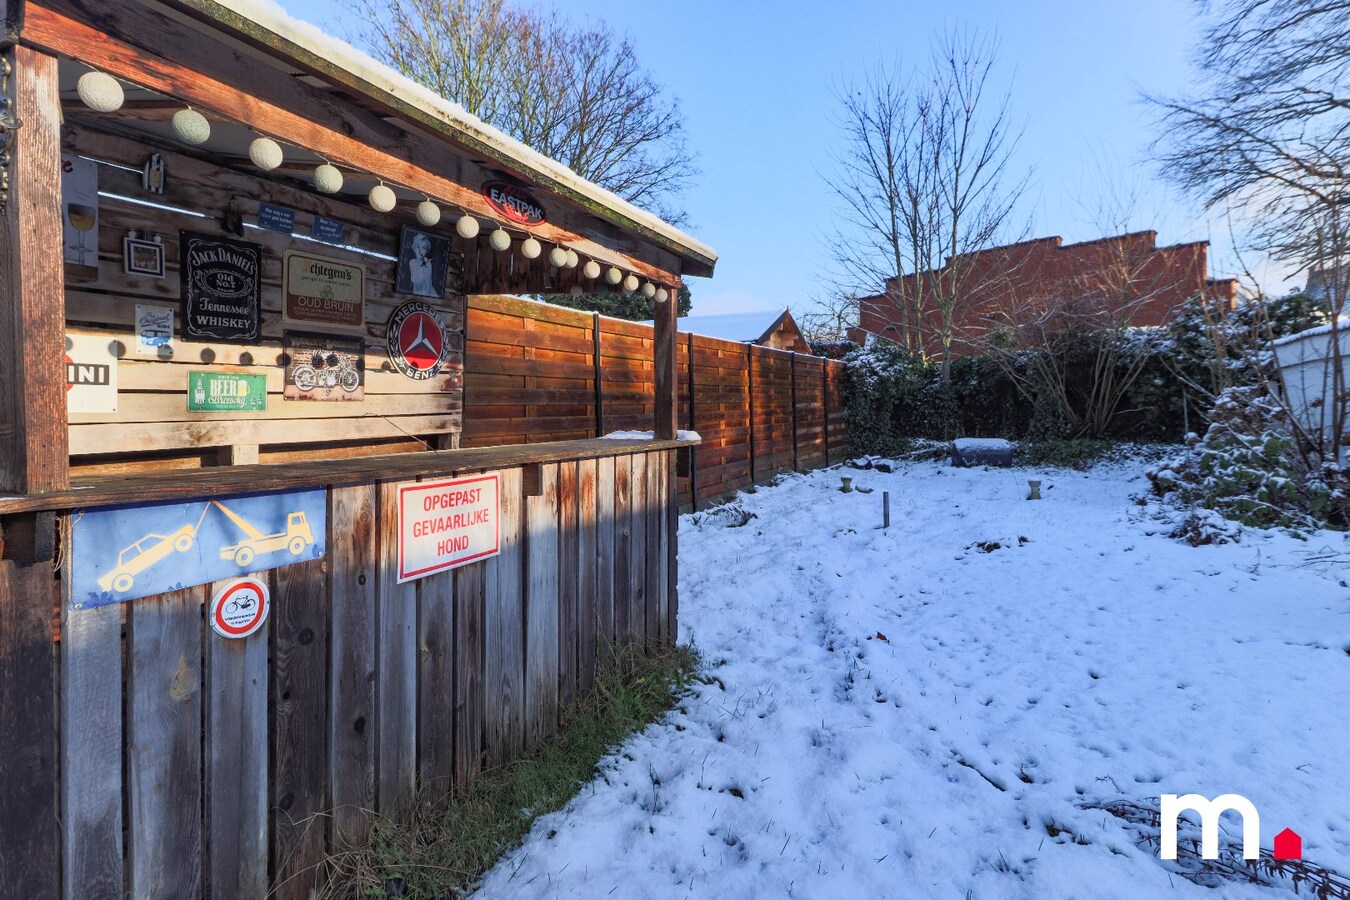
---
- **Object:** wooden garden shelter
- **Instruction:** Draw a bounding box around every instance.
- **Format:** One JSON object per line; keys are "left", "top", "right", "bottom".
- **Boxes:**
{"left": 0, "top": 0, "right": 715, "bottom": 896}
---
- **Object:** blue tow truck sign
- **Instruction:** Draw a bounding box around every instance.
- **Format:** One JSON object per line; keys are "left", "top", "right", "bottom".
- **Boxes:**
{"left": 70, "top": 489, "right": 326, "bottom": 607}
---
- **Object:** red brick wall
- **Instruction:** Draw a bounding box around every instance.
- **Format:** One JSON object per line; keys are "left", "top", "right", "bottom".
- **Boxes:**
{"left": 858, "top": 232, "right": 1238, "bottom": 357}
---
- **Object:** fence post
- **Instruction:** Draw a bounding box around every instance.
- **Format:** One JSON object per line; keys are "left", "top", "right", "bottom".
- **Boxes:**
{"left": 822, "top": 360, "right": 830, "bottom": 465}
{"left": 686, "top": 333, "right": 697, "bottom": 510}
{"left": 747, "top": 344, "right": 756, "bottom": 485}
{"left": 790, "top": 352, "right": 799, "bottom": 472}
{"left": 592, "top": 313, "right": 604, "bottom": 438}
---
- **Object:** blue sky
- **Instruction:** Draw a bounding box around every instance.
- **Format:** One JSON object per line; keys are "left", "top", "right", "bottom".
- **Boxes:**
{"left": 276, "top": 0, "right": 1290, "bottom": 314}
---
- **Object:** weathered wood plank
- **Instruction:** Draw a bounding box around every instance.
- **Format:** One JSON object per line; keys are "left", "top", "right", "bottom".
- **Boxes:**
{"left": 612, "top": 455, "right": 631, "bottom": 648}
{"left": 483, "top": 467, "right": 524, "bottom": 766}
{"left": 417, "top": 568, "right": 455, "bottom": 801}
{"left": 329, "top": 484, "right": 377, "bottom": 847}
{"left": 575, "top": 458, "right": 598, "bottom": 693}
{"left": 375, "top": 481, "right": 417, "bottom": 816}
{"left": 630, "top": 452, "right": 648, "bottom": 648}
{"left": 128, "top": 586, "right": 203, "bottom": 900}
{"left": 524, "top": 463, "right": 560, "bottom": 746}
{"left": 557, "top": 460, "right": 579, "bottom": 708}
{"left": 60, "top": 590, "right": 122, "bottom": 900}
{"left": 0, "top": 46, "right": 67, "bottom": 495}
{"left": 271, "top": 558, "right": 328, "bottom": 900}
{"left": 453, "top": 560, "right": 484, "bottom": 788}
{"left": 206, "top": 578, "right": 269, "bottom": 900}
{"left": 645, "top": 452, "right": 662, "bottom": 651}
{"left": 595, "top": 455, "right": 616, "bottom": 658}
{"left": 666, "top": 451, "right": 679, "bottom": 642}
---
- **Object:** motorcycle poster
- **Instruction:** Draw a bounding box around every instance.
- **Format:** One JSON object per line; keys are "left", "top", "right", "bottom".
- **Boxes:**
{"left": 283, "top": 330, "right": 365, "bottom": 401}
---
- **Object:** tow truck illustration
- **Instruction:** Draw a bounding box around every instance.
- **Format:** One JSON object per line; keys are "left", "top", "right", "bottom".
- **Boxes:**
{"left": 97, "top": 500, "right": 314, "bottom": 594}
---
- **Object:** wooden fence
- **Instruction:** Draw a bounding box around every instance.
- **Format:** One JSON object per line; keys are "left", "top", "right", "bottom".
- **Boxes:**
{"left": 462, "top": 296, "right": 848, "bottom": 506}
{"left": 2, "top": 445, "right": 675, "bottom": 899}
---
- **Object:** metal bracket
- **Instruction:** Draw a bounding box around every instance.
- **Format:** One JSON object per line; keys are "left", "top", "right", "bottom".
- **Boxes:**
{"left": 0, "top": 49, "right": 22, "bottom": 212}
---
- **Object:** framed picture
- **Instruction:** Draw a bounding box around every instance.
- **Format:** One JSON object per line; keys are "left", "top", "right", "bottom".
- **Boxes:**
{"left": 124, "top": 236, "right": 165, "bottom": 277}
{"left": 394, "top": 225, "right": 450, "bottom": 299}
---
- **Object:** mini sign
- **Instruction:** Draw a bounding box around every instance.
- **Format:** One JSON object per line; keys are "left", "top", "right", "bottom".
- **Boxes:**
{"left": 66, "top": 332, "right": 118, "bottom": 414}
{"left": 312, "top": 215, "right": 345, "bottom": 244}
{"left": 180, "top": 231, "right": 262, "bottom": 344}
{"left": 482, "top": 180, "right": 546, "bottom": 226}
{"left": 283, "top": 250, "right": 365, "bottom": 329}
{"left": 257, "top": 202, "right": 295, "bottom": 235}
{"left": 397, "top": 474, "right": 500, "bottom": 582}
{"left": 210, "top": 577, "right": 270, "bottom": 639}
{"left": 189, "top": 371, "right": 267, "bottom": 412}
{"left": 70, "top": 489, "right": 326, "bottom": 607}
{"left": 283, "top": 330, "right": 365, "bottom": 401}
{"left": 135, "top": 304, "right": 174, "bottom": 357}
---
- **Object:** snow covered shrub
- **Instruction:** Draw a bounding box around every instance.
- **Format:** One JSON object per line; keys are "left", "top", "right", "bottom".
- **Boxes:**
{"left": 1147, "top": 386, "right": 1349, "bottom": 531}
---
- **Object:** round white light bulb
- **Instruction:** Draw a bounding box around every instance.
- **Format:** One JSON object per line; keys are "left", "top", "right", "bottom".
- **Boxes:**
{"left": 583, "top": 260, "right": 601, "bottom": 280}
{"left": 456, "top": 216, "right": 481, "bottom": 239}
{"left": 416, "top": 200, "right": 442, "bottom": 227}
{"left": 641, "top": 281, "right": 656, "bottom": 298}
{"left": 248, "top": 137, "right": 283, "bottom": 171}
{"left": 521, "top": 237, "right": 542, "bottom": 259}
{"left": 569, "top": 285, "right": 585, "bottom": 296}
{"left": 172, "top": 108, "right": 211, "bottom": 145}
{"left": 549, "top": 247, "right": 568, "bottom": 267}
{"left": 623, "top": 274, "right": 639, "bottom": 292}
{"left": 605, "top": 266, "right": 622, "bottom": 285}
{"left": 655, "top": 287, "right": 669, "bottom": 303}
{"left": 564, "top": 249, "right": 579, "bottom": 269}
{"left": 369, "top": 183, "right": 397, "bottom": 212}
{"left": 489, "top": 228, "right": 511, "bottom": 251}
{"left": 314, "top": 163, "right": 344, "bottom": 194}
{"left": 77, "top": 71, "right": 124, "bottom": 113}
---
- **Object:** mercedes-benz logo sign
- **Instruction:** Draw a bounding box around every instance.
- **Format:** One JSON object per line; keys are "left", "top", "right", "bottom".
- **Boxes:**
{"left": 387, "top": 300, "right": 450, "bottom": 380}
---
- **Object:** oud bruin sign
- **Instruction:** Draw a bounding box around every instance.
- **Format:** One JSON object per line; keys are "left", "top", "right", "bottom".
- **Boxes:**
{"left": 180, "top": 231, "right": 262, "bottom": 344}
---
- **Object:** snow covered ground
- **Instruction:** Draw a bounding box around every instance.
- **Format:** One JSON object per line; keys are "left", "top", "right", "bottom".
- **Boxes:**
{"left": 476, "top": 457, "right": 1350, "bottom": 899}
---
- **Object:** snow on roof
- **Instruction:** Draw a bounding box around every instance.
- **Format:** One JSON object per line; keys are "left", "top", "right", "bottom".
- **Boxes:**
{"left": 210, "top": 0, "right": 716, "bottom": 267}
{"left": 640, "top": 310, "right": 790, "bottom": 342}
{"left": 1271, "top": 317, "right": 1349, "bottom": 347}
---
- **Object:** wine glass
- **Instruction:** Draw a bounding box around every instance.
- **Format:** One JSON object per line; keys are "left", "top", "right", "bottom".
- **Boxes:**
{"left": 67, "top": 203, "right": 96, "bottom": 262}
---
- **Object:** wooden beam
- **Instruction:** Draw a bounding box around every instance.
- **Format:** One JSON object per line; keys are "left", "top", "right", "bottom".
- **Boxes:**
{"left": 652, "top": 285, "right": 678, "bottom": 441}
{"left": 0, "top": 44, "right": 67, "bottom": 495}
{"left": 22, "top": 0, "right": 683, "bottom": 287}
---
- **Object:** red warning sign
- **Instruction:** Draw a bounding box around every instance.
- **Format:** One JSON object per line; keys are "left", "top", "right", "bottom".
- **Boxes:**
{"left": 210, "top": 577, "right": 270, "bottom": 639}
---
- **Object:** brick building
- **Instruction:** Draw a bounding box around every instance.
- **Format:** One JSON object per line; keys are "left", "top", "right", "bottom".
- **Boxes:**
{"left": 852, "top": 231, "right": 1239, "bottom": 357}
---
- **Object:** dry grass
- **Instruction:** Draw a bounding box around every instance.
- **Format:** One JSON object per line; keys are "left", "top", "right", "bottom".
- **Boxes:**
{"left": 318, "top": 643, "right": 699, "bottom": 899}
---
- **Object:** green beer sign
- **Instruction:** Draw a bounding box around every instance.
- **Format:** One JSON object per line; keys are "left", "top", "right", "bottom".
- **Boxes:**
{"left": 188, "top": 371, "right": 267, "bottom": 412}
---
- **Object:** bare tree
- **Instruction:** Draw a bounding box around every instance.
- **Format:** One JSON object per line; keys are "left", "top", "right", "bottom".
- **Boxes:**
{"left": 345, "top": 0, "right": 697, "bottom": 219}
{"left": 1152, "top": 0, "right": 1349, "bottom": 460}
{"left": 824, "top": 30, "right": 1028, "bottom": 377}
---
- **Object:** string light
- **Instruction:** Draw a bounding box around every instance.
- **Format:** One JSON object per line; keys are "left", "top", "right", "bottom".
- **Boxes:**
{"left": 172, "top": 108, "right": 211, "bottom": 145}
{"left": 248, "top": 137, "right": 283, "bottom": 171}
{"left": 456, "top": 215, "right": 480, "bottom": 239}
{"left": 641, "top": 282, "right": 656, "bottom": 298}
{"left": 314, "top": 163, "right": 343, "bottom": 194}
{"left": 569, "top": 285, "right": 585, "bottom": 296}
{"left": 549, "top": 247, "right": 569, "bottom": 267}
{"left": 522, "top": 237, "right": 542, "bottom": 259}
{"left": 76, "top": 71, "right": 124, "bottom": 112}
{"left": 583, "top": 260, "right": 601, "bottom": 280}
{"left": 656, "top": 287, "right": 669, "bottom": 303}
{"left": 416, "top": 199, "right": 442, "bottom": 227}
{"left": 489, "top": 228, "right": 511, "bottom": 251}
{"left": 564, "top": 249, "right": 579, "bottom": 269}
{"left": 623, "top": 274, "right": 639, "bottom": 292}
{"left": 369, "top": 182, "right": 397, "bottom": 212}
{"left": 605, "top": 266, "right": 622, "bottom": 285}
